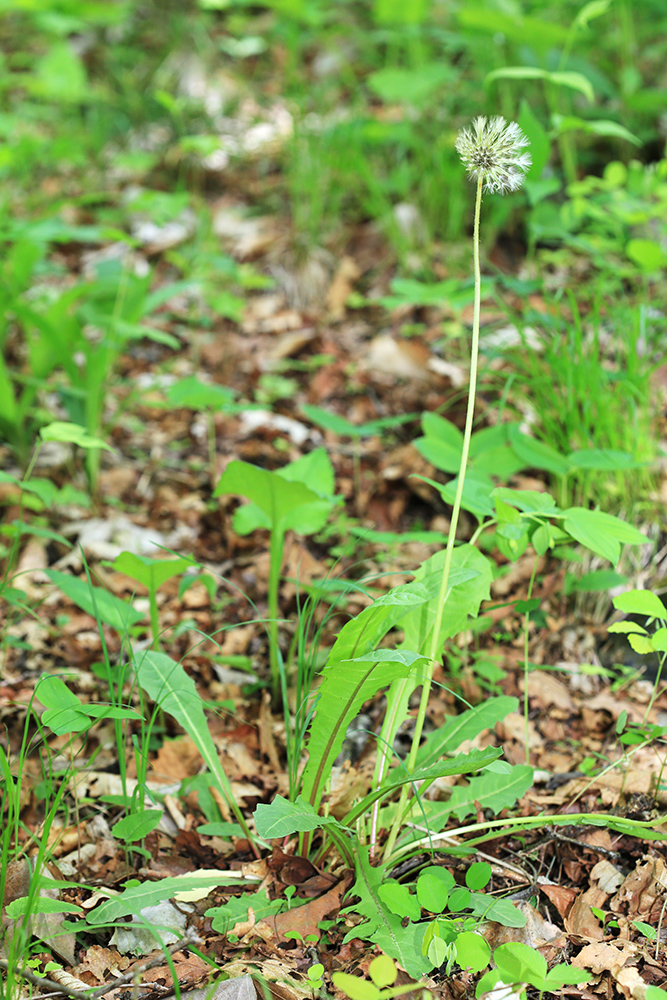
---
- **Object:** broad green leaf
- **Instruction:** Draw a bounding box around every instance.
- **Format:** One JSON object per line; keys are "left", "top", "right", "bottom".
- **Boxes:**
{"left": 37, "top": 676, "right": 90, "bottom": 735}
{"left": 344, "top": 749, "right": 503, "bottom": 827}
{"left": 455, "top": 931, "right": 490, "bottom": 973}
{"left": 378, "top": 882, "right": 421, "bottom": 922}
{"left": 206, "top": 889, "right": 283, "bottom": 934}
{"left": 278, "top": 446, "right": 336, "bottom": 498}
{"left": 369, "top": 955, "right": 397, "bottom": 989}
{"left": 466, "top": 862, "right": 492, "bottom": 890}
{"left": 416, "top": 697, "right": 518, "bottom": 767}
{"left": 113, "top": 810, "right": 162, "bottom": 842}
{"left": 613, "top": 589, "right": 667, "bottom": 619}
{"left": 494, "top": 942, "right": 546, "bottom": 983}
{"left": 462, "top": 8, "right": 569, "bottom": 48}
{"left": 554, "top": 114, "right": 641, "bottom": 146}
{"left": 44, "top": 569, "right": 144, "bottom": 633}
{"left": 86, "top": 873, "right": 249, "bottom": 925}
{"left": 628, "top": 634, "right": 655, "bottom": 655}
{"left": 342, "top": 847, "right": 431, "bottom": 979}
{"left": 563, "top": 508, "right": 647, "bottom": 563}
{"left": 254, "top": 795, "right": 336, "bottom": 839}
{"left": 214, "top": 460, "right": 322, "bottom": 531}
{"left": 134, "top": 651, "right": 246, "bottom": 830}
{"left": 626, "top": 238, "right": 667, "bottom": 272}
{"left": 567, "top": 449, "right": 643, "bottom": 471}
{"left": 549, "top": 71, "right": 595, "bottom": 102}
{"left": 40, "top": 422, "right": 113, "bottom": 451}
{"left": 7, "top": 897, "right": 82, "bottom": 917}
{"left": 574, "top": 0, "right": 611, "bottom": 29}
{"left": 447, "top": 765, "right": 534, "bottom": 822}
{"left": 608, "top": 621, "right": 647, "bottom": 634}
{"left": 302, "top": 403, "right": 416, "bottom": 439}
{"left": 416, "top": 866, "right": 455, "bottom": 912}
{"left": 112, "top": 552, "right": 194, "bottom": 592}
{"left": 508, "top": 427, "right": 570, "bottom": 477}
{"left": 468, "top": 894, "right": 524, "bottom": 926}
{"left": 546, "top": 964, "right": 591, "bottom": 986}
{"left": 167, "top": 376, "right": 236, "bottom": 410}
{"left": 429, "top": 474, "right": 495, "bottom": 520}
{"left": 332, "top": 974, "right": 380, "bottom": 1000}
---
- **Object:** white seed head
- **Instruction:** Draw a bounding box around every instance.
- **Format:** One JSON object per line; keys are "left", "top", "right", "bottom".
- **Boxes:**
{"left": 455, "top": 116, "right": 531, "bottom": 194}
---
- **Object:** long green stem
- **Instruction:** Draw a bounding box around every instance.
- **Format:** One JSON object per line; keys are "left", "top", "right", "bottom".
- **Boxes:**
{"left": 383, "top": 175, "right": 485, "bottom": 861}
{"left": 268, "top": 527, "right": 284, "bottom": 698}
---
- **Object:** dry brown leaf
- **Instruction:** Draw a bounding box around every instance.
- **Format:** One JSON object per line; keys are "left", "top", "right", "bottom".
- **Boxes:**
{"left": 326, "top": 256, "right": 360, "bottom": 319}
{"left": 539, "top": 882, "right": 578, "bottom": 918}
{"left": 525, "top": 671, "right": 575, "bottom": 712}
{"left": 153, "top": 737, "right": 203, "bottom": 782}
{"left": 271, "top": 880, "right": 346, "bottom": 940}
{"left": 364, "top": 335, "right": 432, "bottom": 380}
{"left": 573, "top": 941, "right": 638, "bottom": 975}
{"left": 610, "top": 855, "right": 667, "bottom": 919}
{"left": 591, "top": 860, "right": 625, "bottom": 894}
{"left": 75, "top": 945, "right": 128, "bottom": 982}
{"left": 564, "top": 887, "right": 608, "bottom": 941}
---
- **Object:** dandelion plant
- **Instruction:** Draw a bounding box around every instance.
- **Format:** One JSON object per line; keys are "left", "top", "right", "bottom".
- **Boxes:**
{"left": 384, "top": 117, "right": 531, "bottom": 857}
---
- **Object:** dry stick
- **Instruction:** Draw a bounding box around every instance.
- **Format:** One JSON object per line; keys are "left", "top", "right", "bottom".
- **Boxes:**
{"left": 0, "top": 932, "right": 201, "bottom": 1000}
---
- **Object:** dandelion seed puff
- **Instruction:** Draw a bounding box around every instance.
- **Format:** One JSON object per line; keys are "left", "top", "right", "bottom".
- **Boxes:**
{"left": 455, "top": 116, "right": 531, "bottom": 194}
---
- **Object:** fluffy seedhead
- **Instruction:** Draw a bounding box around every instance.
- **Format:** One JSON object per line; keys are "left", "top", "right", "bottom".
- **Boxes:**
{"left": 455, "top": 115, "right": 531, "bottom": 194}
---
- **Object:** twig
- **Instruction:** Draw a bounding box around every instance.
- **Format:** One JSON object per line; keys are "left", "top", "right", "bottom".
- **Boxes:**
{"left": 0, "top": 931, "right": 201, "bottom": 1000}
{"left": 89, "top": 931, "right": 202, "bottom": 998}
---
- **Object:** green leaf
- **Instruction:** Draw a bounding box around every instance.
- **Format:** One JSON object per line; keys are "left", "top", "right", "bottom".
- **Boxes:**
{"left": 455, "top": 931, "right": 490, "bottom": 973}
{"left": 332, "top": 974, "right": 380, "bottom": 1000}
{"left": 613, "top": 589, "right": 666, "bottom": 619}
{"left": 302, "top": 404, "right": 417, "bottom": 439}
{"left": 345, "top": 748, "right": 503, "bottom": 828}
{"left": 39, "top": 421, "right": 113, "bottom": 451}
{"left": 113, "top": 810, "right": 163, "bottom": 842}
{"left": 43, "top": 569, "right": 144, "bottom": 633}
{"left": 112, "top": 552, "right": 194, "bottom": 592}
{"left": 567, "top": 449, "right": 642, "bottom": 472}
{"left": 342, "top": 847, "right": 431, "bottom": 979}
{"left": 86, "top": 873, "right": 250, "bottom": 925}
{"left": 416, "top": 867, "right": 455, "bottom": 913}
{"left": 134, "top": 651, "right": 248, "bottom": 833}
{"left": 430, "top": 474, "right": 495, "bottom": 521}
{"left": 278, "top": 446, "right": 336, "bottom": 498}
{"left": 416, "top": 697, "right": 518, "bottom": 768}
{"left": 545, "top": 963, "right": 591, "bottom": 986}
{"left": 441, "top": 765, "right": 534, "bottom": 826}
{"left": 369, "top": 955, "right": 397, "bottom": 989}
{"left": 254, "top": 795, "right": 336, "bottom": 838}
{"left": 495, "top": 942, "right": 547, "bottom": 982}
{"left": 215, "top": 452, "right": 337, "bottom": 537}
{"left": 466, "top": 862, "right": 492, "bottom": 891}
{"left": 378, "top": 882, "right": 421, "bottom": 922}
{"left": 508, "top": 427, "right": 570, "bottom": 477}
{"left": 518, "top": 99, "right": 550, "bottom": 179}
{"left": 167, "top": 376, "right": 236, "bottom": 411}
{"left": 626, "top": 238, "right": 667, "bottom": 272}
{"left": 367, "top": 63, "right": 454, "bottom": 105}
{"left": 206, "top": 888, "right": 283, "bottom": 934}
{"left": 215, "top": 460, "right": 321, "bottom": 529}
{"left": 555, "top": 114, "right": 641, "bottom": 146}
{"left": 7, "top": 897, "right": 82, "bottom": 918}
{"left": 562, "top": 508, "right": 647, "bottom": 563}
{"left": 36, "top": 675, "right": 89, "bottom": 736}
